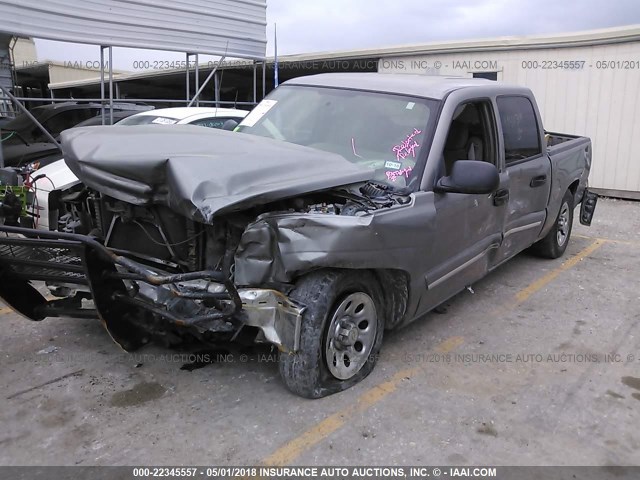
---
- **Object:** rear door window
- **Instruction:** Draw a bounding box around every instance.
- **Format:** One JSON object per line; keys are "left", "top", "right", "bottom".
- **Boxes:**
{"left": 496, "top": 96, "right": 541, "bottom": 164}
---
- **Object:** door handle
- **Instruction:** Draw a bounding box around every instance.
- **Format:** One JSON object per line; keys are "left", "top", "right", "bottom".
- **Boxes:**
{"left": 530, "top": 174, "right": 547, "bottom": 188}
{"left": 493, "top": 188, "right": 509, "bottom": 206}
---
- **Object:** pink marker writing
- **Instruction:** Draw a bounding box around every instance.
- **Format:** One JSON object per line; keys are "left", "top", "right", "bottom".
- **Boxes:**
{"left": 392, "top": 128, "right": 422, "bottom": 161}
{"left": 385, "top": 166, "right": 413, "bottom": 182}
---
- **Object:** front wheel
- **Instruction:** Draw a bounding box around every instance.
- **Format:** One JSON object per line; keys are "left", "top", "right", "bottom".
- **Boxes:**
{"left": 532, "top": 189, "right": 574, "bottom": 259}
{"left": 279, "top": 270, "right": 384, "bottom": 398}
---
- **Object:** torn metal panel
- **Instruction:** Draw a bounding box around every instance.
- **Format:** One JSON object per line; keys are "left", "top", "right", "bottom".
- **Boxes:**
{"left": 239, "top": 289, "right": 303, "bottom": 352}
{"left": 61, "top": 125, "right": 375, "bottom": 224}
{"left": 234, "top": 202, "right": 437, "bottom": 329}
{"left": 235, "top": 208, "right": 430, "bottom": 284}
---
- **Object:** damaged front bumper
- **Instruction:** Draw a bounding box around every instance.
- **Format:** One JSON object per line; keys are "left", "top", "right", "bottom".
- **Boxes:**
{"left": 0, "top": 225, "right": 303, "bottom": 352}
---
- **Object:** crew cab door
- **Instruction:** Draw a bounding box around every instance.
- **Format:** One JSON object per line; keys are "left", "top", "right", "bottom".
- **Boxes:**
{"left": 423, "top": 99, "right": 504, "bottom": 304}
{"left": 494, "top": 95, "right": 551, "bottom": 263}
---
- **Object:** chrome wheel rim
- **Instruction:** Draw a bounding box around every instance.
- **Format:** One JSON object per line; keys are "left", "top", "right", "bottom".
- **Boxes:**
{"left": 557, "top": 202, "right": 570, "bottom": 246}
{"left": 325, "top": 292, "right": 377, "bottom": 380}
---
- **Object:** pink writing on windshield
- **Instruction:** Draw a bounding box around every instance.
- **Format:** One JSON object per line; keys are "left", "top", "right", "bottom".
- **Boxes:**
{"left": 392, "top": 128, "right": 422, "bottom": 161}
{"left": 386, "top": 166, "right": 413, "bottom": 182}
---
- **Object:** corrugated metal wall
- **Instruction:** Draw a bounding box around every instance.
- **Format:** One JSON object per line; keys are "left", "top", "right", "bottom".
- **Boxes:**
{"left": 379, "top": 42, "right": 640, "bottom": 197}
{"left": 0, "top": 0, "right": 267, "bottom": 59}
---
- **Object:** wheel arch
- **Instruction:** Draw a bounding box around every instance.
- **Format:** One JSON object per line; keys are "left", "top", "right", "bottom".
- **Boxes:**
{"left": 568, "top": 178, "right": 581, "bottom": 206}
{"left": 371, "top": 268, "right": 411, "bottom": 330}
{"left": 292, "top": 267, "right": 410, "bottom": 330}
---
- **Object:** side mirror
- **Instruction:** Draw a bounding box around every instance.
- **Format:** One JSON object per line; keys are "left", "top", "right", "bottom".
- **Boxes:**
{"left": 222, "top": 119, "right": 239, "bottom": 131}
{"left": 435, "top": 160, "right": 499, "bottom": 194}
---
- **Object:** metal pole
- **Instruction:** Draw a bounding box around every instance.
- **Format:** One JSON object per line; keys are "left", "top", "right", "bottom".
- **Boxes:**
{"left": 274, "top": 23, "right": 279, "bottom": 88}
{"left": 10, "top": 96, "right": 257, "bottom": 105}
{"left": 108, "top": 46, "right": 113, "bottom": 125}
{"left": 195, "top": 54, "right": 199, "bottom": 107}
{"left": 0, "top": 86, "right": 60, "bottom": 146}
{"left": 214, "top": 71, "right": 220, "bottom": 108}
{"left": 187, "top": 53, "right": 226, "bottom": 107}
{"left": 262, "top": 60, "right": 266, "bottom": 99}
{"left": 186, "top": 53, "right": 190, "bottom": 103}
{"left": 253, "top": 61, "right": 257, "bottom": 105}
{"left": 100, "top": 46, "right": 105, "bottom": 125}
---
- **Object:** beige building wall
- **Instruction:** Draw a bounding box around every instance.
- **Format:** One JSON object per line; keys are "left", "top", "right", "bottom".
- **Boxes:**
{"left": 11, "top": 37, "right": 37, "bottom": 67}
{"left": 47, "top": 64, "right": 121, "bottom": 84}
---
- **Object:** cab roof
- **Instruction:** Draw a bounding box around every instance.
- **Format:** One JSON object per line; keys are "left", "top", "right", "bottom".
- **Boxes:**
{"left": 286, "top": 73, "right": 525, "bottom": 100}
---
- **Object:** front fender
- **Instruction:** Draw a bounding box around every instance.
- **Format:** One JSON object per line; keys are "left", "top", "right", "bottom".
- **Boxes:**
{"left": 235, "top": 213, "right": 389, "bottom": 285}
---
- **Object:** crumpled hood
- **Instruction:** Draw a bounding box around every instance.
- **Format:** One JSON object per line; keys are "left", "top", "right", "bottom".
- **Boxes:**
{"left": 61, "top": 125, "right": 374, "bottom": 223}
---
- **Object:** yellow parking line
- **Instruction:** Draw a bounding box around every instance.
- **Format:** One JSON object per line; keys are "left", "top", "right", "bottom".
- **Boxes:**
{"left": 515, "top": 239, "right": 605, "bottom": 304}
{"left": 261, "top": 239, "right": 605, "bottom": 466}
{"left": 0, "top": 306, "right": 12, "bottom": 316}
{"left": 574, "top": 234, "right": 640, "bottom": 247}
{"left": 434, "top": 336, "right": 464, "bottom": 353}
{"left": 263, "top": 336, "right": 464, "bottom": 467}
{"left": 263, "top": 366, "right": 420, "bottom": 467}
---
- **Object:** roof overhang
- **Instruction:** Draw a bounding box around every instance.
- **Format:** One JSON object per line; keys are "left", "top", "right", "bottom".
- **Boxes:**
{"left": 0, "top": 0, "right": 267, "bottom": 60}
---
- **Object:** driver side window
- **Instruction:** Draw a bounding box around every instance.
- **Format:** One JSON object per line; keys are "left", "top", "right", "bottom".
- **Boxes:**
{"left": 442, "top": 100, "right": 497, "bottom": 175}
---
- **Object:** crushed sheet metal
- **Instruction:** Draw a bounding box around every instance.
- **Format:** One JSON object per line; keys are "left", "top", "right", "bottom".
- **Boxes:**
{"left": 61, "top": 126, "right": 375, "bottom": 224}
{"left": 239, "top": 289, "right": 304, "bottom": 352}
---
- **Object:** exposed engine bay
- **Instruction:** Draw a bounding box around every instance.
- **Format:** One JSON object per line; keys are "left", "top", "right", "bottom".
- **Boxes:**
{"left": 54, "top": 181, "right": 400, "bottom": 277}
{"left": 1, "top": 174, "right": 409, "bottom": 353}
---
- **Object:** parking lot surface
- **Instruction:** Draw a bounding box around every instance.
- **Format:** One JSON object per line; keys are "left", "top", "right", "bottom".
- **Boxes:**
{"left": 1, "top": 197, "right": 639, "bottom": 466}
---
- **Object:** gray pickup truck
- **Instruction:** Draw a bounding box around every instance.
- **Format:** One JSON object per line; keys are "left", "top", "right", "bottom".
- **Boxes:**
{"left": 0, "top": 73, "right": 597, "bottom": 398}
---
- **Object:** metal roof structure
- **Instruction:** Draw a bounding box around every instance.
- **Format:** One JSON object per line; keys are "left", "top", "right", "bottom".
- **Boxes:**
{"left": 0, "top": 0, "right": 267, "bottom": 60}
{"left": 0, "top": 0, "right": 268, "bottom": 131}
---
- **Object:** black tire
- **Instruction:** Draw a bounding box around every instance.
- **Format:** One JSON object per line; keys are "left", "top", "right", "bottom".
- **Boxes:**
{"left": 532, "top": 189, "right": 574, "bottom": 259}
{"left": 279, "top": 269, "right": 385, "bottom": 398}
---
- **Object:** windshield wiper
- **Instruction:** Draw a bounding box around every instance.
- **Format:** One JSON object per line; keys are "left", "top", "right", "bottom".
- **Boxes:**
{"left": 360, "top": 181, "right": 412, "bottom": 204}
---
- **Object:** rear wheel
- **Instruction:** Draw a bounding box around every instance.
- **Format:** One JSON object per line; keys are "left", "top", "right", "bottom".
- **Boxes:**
{"left": 532, "top": 189, "right": 574, "bottom": 259}
{"left": 279, "top": 270, "right": 384, "bottom": 398}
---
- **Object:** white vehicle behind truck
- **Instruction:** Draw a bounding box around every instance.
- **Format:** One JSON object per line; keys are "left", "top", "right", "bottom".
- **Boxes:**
{"left": 29, "top": 107, "right": 247, "bottom": 230}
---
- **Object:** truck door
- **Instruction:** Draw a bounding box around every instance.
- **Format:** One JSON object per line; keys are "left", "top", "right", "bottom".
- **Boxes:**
{"left": 423, "top": 100, "right": 505, "bottom": 305}
{"left": 493, "top": 95, "right": 551, "bottom": 264}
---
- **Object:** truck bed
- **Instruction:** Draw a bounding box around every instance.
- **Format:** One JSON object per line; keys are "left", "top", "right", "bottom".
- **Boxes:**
{"left": 546, "top": 131, "right": 589, "bottom": 151}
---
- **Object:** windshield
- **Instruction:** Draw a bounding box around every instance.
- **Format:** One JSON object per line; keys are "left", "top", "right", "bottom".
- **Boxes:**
{"left": 117, "top": 115, "right": 178, "bottom": 126}
{"left": 236, "top": 85, "right": 438, "bottom": 189}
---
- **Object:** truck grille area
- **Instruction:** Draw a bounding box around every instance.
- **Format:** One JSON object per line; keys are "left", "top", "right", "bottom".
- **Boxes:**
{"left": 0, "top": 237, "right": 88, "bottom": 285}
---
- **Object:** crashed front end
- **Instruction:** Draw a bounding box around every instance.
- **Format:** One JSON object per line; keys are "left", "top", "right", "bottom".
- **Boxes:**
{"left": 0, "top": 224, "right": 304, "bottom": 352}
{"left": 0, "top": 125, "right": 390, "bottom": 353}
